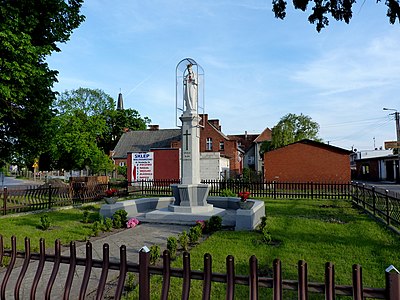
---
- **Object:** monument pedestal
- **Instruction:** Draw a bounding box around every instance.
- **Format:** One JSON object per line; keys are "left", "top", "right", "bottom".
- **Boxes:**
{"left": 169, "top": 184, "right": 213, "bottom": 213}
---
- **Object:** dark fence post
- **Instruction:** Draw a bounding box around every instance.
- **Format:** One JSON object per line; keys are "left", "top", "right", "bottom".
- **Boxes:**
{"left": 273, "top": 258, "right": 282, "bottom": 300}
{"left": 139, "top": 247, "right": 150, "bottom": 300}
{"left": 48, "top": 184, "right": 52, "bottom": 209}
{"left": 325, "top": 262, "right": 335, "bottom": 300}
{"left": 3, "top": 187, "right": 7, "bottom": 215}
{"left": 273, "top": 181, "right": 277, "bottom": 200}
{"left": 386, "top": 190, "right": 390, "bottom": 225}
{"left": 311, "top": 182, "right": 314, "bottom": 200}
{"left": 372, "top": 186, "right": 376, "bottom": 216}
{"left": 352, "top": 264, "right": 363, "bottom": 300}
{"left": 385, "top": 267, "right": 400, "bottom": 300}
{"left": 249, "top": 255, "right": 259, "bottom": 300}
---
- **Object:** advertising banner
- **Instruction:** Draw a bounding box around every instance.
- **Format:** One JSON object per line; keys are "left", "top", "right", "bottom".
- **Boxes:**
{"left": 131, "top": 152, "right": 154, "bottom": 180}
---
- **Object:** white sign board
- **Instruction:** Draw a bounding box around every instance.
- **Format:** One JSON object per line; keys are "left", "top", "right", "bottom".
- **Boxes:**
{"left": 132, "top": 152, "right": 154, "bottom": 181}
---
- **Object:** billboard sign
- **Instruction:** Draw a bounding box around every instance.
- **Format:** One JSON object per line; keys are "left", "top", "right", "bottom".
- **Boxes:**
{"left": 132, "top": 152, "right": 154, "bottom": 181}
{"left": 384, "top": 141, "right": 400, "bottom": 149}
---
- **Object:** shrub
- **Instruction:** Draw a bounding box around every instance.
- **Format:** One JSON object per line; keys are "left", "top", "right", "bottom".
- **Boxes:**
{"left": 40, "top": 215, "right": 51, "bottom": 230}
{"left": 208, "top": 216, "right": 222, "bottom": 232}
{"left": 113, "top": 210, "right": 128, "bottom": 228}
{"left": 188, "top": 225, "right": 202, "bottom": 244}
{"left": 125, "top": 273, "right": 136, "bottom": 292}
{"left": 82, "top": 211, "right": 90, "bottom": 223}
{"left": 104, "top": 218, "right": 113, "bottom": 232}
{"left": 149, "top": 244, "right": 160, "bottom": 265}
{"left": 92, "top": 221, "right": 101, "bottom": 236}
{"left": 258, "top": 216, "right": 267, "bottom": 232}
{"left": 178, "top": 231, "right": 189, "bottom": 251}
{"left": 261, "top": 226, "right": 272, "bottom": 244}
{"left": 220, "top": 188, "right": 236, "bottom": 197}
{"left": 113, "top": 215, "right": 122, "bottom": 229}
{"left": 167, "top": 236, "right": 178, "bottom": 259}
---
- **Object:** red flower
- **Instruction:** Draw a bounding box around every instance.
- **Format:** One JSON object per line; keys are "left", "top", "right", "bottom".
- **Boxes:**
{"left": 105, "top": 188, "right": 118, "bottom": 197}
{"left": 238, "top": 191, "right": 251, "bottom": 202}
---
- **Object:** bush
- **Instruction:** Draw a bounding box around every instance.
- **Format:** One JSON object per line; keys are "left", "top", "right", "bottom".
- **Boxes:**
{"left": 82, "top": 211, "right": 90, "bottom": 223}
{"left": 261, "top": 226, "right": 272, "bottom": 244}
{"left": 149, "top": 244, "right": 160, "bottom": 265}
{"left": 92, "top": 221, "right": 101, "bottom": 236}
{"left": 113, "top": 210, "right": 128, "bottom": 228}
{"left": 208, "top": 216, "right": 222, "bottom": 233}
{"left": 125, "top": 273, "right": 136, "bottom": 292}
{"left": 113, "top": 215, "right": 122, "bottom": 229}
{"left": 167, "top": 236, "right": 178, "bottom": 259}
{"left": 178, "top": 231, "right": 189, "bottom": 251}
{"left": 104, "top": 218, "right": 113, "bottom": 232}
{"left": 220, "top": 188, "right": 236, "bottom": 197}
{"left": 40, "top": 215, "right": 51, "bottom": 230}
{"left": 258, "top": 216, "right": 267, "bottom": 232}
{"left": 188, "top": 225, "right": 202, "bottom": 244}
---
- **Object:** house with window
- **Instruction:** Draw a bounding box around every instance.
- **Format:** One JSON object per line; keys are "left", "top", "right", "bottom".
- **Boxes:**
{"left": 112, "top": 114, "right": 239, "bottom": 180}
{"left": 264, "top": 139, "right": 352, "bottom": 183}
{"left": 199, "top": 114, "right": 243, "bottom": 178}
{"left": 228, "top": 127, "right": 272, "bottom": 177}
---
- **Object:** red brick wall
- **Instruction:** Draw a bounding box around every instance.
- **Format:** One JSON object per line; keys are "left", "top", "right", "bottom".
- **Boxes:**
{"left": 200, "top": 114, "right": 241, "bottom": 175}
{"left": 264, "top": 143, "right": 350, "bottom": 183}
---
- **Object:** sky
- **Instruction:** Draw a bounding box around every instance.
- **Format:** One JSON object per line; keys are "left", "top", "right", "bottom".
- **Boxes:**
{"left": 47, "top": 1, "right": 400, "bottom": 151}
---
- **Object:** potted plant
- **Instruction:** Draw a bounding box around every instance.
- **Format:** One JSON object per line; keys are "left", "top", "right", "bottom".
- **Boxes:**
{"left": 104, "top": 188, "right": 118, "bottom": 204}
{"left": 238, "top": 191, "right": 252, "bottom": 209}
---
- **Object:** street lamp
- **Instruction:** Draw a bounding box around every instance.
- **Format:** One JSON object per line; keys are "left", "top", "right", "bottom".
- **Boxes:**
{"left": 383, "top": 108, "right": 400, "bottom": 183}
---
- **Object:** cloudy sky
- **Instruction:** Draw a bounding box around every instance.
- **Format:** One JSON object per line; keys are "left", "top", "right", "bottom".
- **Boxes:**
{"left": 47, "top": 1, "right": 400, "bottom": 151}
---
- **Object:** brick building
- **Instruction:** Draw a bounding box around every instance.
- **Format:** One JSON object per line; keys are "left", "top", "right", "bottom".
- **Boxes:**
{"left": 199, "top": 114, "right": 243, "bottom": 177}
{"left": 112, "top": 114, "right": 239, "bottom": 179}
{"left": 264, "top": 139, "right": 351, "bottom": 183}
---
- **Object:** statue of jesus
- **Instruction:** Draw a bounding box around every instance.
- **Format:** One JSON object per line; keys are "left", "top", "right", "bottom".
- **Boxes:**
{"left": 183, "top": 63, "right": 197, "bottom": 112}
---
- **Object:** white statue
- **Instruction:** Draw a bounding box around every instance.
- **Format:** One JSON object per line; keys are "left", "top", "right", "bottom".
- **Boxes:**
{"left": 183, "top": 63, "right": 197, "bottom": 112}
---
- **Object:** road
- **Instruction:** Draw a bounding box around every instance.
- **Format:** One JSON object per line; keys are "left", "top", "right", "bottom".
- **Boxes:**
{"left": 1, "top": 176, "right": 43, "bottom": 188}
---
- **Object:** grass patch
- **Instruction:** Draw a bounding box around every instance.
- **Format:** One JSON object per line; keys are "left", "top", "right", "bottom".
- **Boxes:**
{"left": 0, "top": 205, "right": 101, "bottom": 251}
{"left": 125, "top": 198, "right": 400, "bottom": 299}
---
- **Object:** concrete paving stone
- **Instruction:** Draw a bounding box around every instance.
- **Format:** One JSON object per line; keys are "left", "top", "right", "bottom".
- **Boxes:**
{"left": 0, "top": 223, "right": 190, "bottom": 299}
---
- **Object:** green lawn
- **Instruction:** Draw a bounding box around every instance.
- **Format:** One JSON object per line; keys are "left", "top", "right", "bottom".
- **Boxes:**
{"left": 0, "top": 205, "right": 100, "bottom": 252}
{"left": 126, "top": 198, "right": 400, "bottom": 299}
{"left": 1, "top": 198, "right": 399, "bottom": 299}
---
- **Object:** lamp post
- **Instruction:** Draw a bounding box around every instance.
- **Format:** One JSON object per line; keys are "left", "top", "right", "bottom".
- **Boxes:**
{"left": 383, "top": 108, "right": 400, "bottom": 183}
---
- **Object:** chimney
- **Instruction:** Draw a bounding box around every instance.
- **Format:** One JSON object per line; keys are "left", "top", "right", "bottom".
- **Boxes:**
{"left": 209, "top": 119, "right": 221, "bottom": 130}
{"left": 245, "top": 131, "right": 248, "bottom": 140}
{"left": 148, "top": 125, "right": 159, "bottom": 131}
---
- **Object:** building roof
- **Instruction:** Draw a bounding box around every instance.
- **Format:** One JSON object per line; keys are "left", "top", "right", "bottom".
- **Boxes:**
{"left": 254, "top": 127, "right": 272, "bottom": 143}
{"left": 113, "top": 129, "right": 180, "bottom": 158}
{"left": 268, "top": 139, "right": 352, "bottom": 155}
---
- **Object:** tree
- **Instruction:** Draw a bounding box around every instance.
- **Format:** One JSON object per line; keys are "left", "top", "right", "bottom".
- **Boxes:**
{"left": 272, "top": 0, "right": 400, "bottom": 32}
{"left": 48, "top": 88, "right": 150, "bottom": 172}
{"left": 271, "top": 113, "right": 320, "bottom": 149}
{"left": 0, "top": 1, "right": 85, "bottom": 167}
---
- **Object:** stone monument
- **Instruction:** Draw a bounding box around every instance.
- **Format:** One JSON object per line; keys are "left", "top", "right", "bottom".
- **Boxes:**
{"left": 170, "top": 58, "right": 212, "bottom": 213}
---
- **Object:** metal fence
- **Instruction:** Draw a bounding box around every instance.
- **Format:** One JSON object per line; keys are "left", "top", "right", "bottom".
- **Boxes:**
{"left": 0, "top": 183, "right": 108, "bottom": 215}
{"left": 351, "top": 182, "right": 400, "bottom": 230}
{"left": 1, "top": 235, "right": 399, "bottom": 299}
{"left": 126, "top": 180, "right": 352, "bottom": 199}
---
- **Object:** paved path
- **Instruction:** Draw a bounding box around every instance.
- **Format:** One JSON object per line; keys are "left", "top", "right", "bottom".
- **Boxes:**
{"left": 0, "top": 223, "right": 190, "bottom": 299}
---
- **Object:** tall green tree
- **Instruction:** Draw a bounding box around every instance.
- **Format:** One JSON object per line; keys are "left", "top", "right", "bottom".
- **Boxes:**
{"left": 272, "top": 0, "right": 400, "bottom": 32}
{"left": 0, "top": 0, "right": 85, "bottom": 167}
{"left": 271, "top": 113, "right": 320, "bottom": 149}
{"left": 48, "top": 88, "right": 150, "bottom": 172}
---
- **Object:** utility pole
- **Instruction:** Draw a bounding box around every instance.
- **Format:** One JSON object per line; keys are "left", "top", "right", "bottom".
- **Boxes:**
{"left": 384, "top": 108, "right": 400, "bottom": 183}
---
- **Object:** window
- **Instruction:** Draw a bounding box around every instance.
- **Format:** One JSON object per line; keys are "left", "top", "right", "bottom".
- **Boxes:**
{"left": 219, "top": 141, "right": 224, "bottom": 151}
{"left": 119, "top": 162, "right": 126, "bottom": 167}
{"left": 206, "top": 138, "right": 212, "bottom": 151}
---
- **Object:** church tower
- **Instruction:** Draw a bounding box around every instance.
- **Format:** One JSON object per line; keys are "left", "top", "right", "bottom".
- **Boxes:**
{"left": 117, "top": 92, "right": 124, "bottom": 110}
